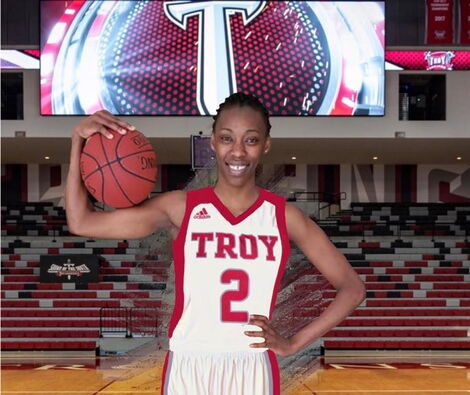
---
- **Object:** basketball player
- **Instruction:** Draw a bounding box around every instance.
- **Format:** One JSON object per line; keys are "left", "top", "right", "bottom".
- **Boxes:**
{"left": 65, "top": 93, "right": 366, "bottom": 394}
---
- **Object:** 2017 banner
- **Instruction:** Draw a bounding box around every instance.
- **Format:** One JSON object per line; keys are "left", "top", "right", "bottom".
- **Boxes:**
{"left": 426, "top": 0, "right": 454, "bottom": 44}
{"left": 460, "top": 0, "right": 470, "bottom": 43}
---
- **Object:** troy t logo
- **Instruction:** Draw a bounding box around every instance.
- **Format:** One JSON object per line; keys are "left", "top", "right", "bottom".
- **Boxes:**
{"left": 164, "top": 1, "right": 266, "bottom": 115}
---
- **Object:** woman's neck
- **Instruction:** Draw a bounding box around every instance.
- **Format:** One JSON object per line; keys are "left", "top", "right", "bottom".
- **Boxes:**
{"left": 213, "top": 181, "right": 259, "bottom": 209}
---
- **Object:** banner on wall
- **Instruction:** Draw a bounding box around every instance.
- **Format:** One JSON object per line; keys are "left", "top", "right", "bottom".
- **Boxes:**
{"left": 460, "top": 0, "right": 470, "bottom": 43}
{"left": 426, "top": 0, "right": 454, "bottom": 44}
{"left": 40, "top": 254, "right": 99, "bottom": 283}
{"left": 385, "top": 50, "right": 470, "bottom": 70}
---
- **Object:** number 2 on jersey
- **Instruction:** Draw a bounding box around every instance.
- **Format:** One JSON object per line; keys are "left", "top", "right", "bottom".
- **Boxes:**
{"left": 220, "top": 269, "right": 249, "bottom": 322}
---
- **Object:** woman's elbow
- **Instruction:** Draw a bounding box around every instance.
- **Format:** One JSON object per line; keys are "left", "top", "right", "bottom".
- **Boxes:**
{"left": 66, "top": 221, "right": 80, "bottom": 236}
{"left": 354, "top": 279, "right": 367, "bottom": 304}
{"left": 66, "top": 217, "right": 87, "bottom": 237}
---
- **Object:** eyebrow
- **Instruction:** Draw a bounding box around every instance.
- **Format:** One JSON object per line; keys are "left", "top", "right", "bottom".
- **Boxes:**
{"left": 219, "top": 128, "right": 261, "bottom": 134}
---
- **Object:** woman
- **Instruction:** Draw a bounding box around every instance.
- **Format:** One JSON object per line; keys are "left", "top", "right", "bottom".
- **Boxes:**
{"left": 65, "top": 92, "right": 365, "bottom": 395}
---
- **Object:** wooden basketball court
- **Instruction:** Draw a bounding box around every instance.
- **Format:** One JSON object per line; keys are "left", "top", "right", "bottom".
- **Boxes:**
{"left": 2, "top": 349, "right": 469, "bottom": 394}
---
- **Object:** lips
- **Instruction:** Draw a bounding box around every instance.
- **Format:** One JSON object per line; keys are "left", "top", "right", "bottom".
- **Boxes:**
{"left": 227, "top": 163, "right": 249, "bottom": 175}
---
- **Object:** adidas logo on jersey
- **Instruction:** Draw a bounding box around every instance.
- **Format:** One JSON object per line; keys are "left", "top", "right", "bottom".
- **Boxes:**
{"left": 193, "top": 207, "right": 211, "bottom": 219}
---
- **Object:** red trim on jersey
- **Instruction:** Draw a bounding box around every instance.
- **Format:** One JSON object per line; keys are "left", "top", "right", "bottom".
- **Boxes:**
{"left": 160, "top": 351, "right": 170, "bottom": 395}
{"left": 267, "top": 349, "right": 281, "bottom": 395}
{"left": 210, "top": 186, "right": 265, "bottom": 225}
{"left": 268, "top": 192, "right": 291, "bottom": 317}
{"left": 168, "top": 186, "right": 290, "bottom": 346}
{"left": 167, "top": 191, "right": 192, "bottom": 338}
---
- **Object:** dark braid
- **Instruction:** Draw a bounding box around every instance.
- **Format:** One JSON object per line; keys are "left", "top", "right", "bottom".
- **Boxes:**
{"left": 212, "top": 92, "right": 271, "bottom": 136}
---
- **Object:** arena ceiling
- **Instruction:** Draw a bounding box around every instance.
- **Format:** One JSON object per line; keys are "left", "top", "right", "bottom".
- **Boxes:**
{"left": 1, "top": 138, "right": 469, "bottom": 165}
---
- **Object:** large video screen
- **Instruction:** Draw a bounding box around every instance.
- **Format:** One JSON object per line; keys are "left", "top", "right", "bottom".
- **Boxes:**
{"left": 40, "top": 1, "right": 385, "bottom": 116}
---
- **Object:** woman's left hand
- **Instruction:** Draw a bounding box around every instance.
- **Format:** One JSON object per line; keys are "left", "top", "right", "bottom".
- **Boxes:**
{"left": 244, "top": 314, "right": 296, "bottom": 357}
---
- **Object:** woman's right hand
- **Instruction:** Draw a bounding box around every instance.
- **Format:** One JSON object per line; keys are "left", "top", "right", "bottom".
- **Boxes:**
{"left": 72, "top": 110, "right": 136, "bottom": 141}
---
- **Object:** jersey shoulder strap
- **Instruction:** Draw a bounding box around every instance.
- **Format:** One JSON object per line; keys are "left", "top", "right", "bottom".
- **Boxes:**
{"left": 174, "top": 187, "right": 212, "bottom": 243}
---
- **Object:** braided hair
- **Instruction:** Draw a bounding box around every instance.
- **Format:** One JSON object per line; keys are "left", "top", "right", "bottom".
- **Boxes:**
{"left": 212, "top": 92, "right": 271, "bottom": 136}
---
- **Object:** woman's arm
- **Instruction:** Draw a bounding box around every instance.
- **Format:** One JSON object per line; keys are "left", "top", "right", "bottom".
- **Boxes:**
{"left": 246, "top": 203, "right": 366, "bottom": 356}
{"left": 65, "top": 111, "right": 185, "bottom": 240}
{"left": 284, "top": 203, "right": 366, "bottom": 353}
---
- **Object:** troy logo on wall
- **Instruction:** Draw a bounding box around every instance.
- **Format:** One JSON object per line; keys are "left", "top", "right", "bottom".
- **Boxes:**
{"left": 385, "top": 50, "right": 470, "bottom": 71}
{"left": 40, "top": 1, "right": 384, "bottom": 116}
{"left": 425, "top": 51, "right": 455, "bottom": 70}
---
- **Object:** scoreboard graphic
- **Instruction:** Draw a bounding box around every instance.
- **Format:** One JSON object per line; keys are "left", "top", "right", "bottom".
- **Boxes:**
{"left": 40, "top": 1, "right": 385, "bottom": 116}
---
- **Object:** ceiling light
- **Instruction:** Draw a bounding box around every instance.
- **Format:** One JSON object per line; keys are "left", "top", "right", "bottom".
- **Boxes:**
{"left": 44, "top": 156, "right": 50, "bottom": 160}
{"left": 291, "top": 156, "right": 296, "bottom": 160}
{"left": 457, "top": 157, "right": 462, "bottom": 160}
{"left": 373, "top": 156, "right": 378, "bottom": 160}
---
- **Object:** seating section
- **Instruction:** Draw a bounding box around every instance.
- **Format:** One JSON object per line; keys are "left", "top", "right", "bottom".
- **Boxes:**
{"left": 279, "top": 203, "right": 470, "bottom": 350}
{"left": 321, "top": 203, "right": 470, "bottom": 237}
{"left": 2, "top": 202, "right": 469, "bottom": 351}
{"left": 2, "top": 202, "right": 69, "bottom": 236}
{"left": 1, "top": 203, "right": 168, "bottom": 351}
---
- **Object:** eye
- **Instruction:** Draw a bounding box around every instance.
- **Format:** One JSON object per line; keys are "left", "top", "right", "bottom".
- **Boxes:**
{"left": 245, "top": 137, "right": 259, "bottom": 145}
{"left": 219, "top": 135, "right": 232, "bottom": 143}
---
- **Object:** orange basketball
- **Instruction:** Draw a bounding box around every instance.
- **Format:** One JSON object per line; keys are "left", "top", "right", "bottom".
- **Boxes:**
{"left": 80, "top": 128, "right": 157, "bottom": 208}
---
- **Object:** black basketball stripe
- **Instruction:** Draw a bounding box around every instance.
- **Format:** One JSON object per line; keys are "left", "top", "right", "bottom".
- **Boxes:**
{"left": 116, "top": 130, "right": 153, "bottom": 154}
{"left": 116, "top": 153, "right": 157, "bottom": 183}
{"left": 97, "top": 136, "right": 109, "bottom": 205}
{"left": 116, "top": 166, "right": 156, "bottom": 184}
{"left": 114, "top": 131, "right": 155, "bottom": 165}
{"left": 81, "top": 145, "right": 105, "bottom": 202}
{"left": 114, "top": 133, "right": 156, "bottom": 184}
{"left": 81, "top": 151, "right": 102, "bottom": 182}
{"left": 119, "top": 149, "right": 156, "bottom": 161}
{"left": 81, "top": 149, "right": 156, "bottom": 180}
{"left": 99, "top": 134, "right": 135, "bottom": 206}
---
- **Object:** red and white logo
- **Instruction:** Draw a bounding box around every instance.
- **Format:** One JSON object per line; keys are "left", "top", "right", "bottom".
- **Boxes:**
{"left": 47, "top": 259, "right": 90, "bottom": 280}
{"left": 425, "top": 51, "right": 455, "bottom": 70}
{"left": 193, "top": 207, "right": 211, "bottom": 219}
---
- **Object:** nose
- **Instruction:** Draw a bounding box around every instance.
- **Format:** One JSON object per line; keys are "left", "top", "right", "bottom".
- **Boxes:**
{"left": 231, "top": 139, "right": 246, "bottom": 158}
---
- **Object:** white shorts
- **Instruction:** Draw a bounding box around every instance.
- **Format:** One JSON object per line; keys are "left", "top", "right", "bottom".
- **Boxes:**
{"left": 161, "top": 349, "right": 280, "bottom": 395}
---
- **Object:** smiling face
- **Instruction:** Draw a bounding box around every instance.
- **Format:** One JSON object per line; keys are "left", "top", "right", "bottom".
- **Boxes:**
{"left": 211, "top": 105, "right": 271, "bottom": 188}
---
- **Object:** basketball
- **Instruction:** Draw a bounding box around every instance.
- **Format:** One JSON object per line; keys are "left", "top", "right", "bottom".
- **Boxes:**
{"left": 80, "top": 128, "right": 157, "bottom": 208}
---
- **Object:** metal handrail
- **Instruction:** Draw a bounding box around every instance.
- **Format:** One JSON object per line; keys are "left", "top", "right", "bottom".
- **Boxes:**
{"left": 99, "top": 307, "right": 129, "bottom": 338}
{"left": 292, "top": 191, "right": 347, "bottom": 202}
{"left": 100, "top": 307, "right": 158, "bottom": 338}
{"left": 290, "top": 191, "right": 347, "bottom": 218}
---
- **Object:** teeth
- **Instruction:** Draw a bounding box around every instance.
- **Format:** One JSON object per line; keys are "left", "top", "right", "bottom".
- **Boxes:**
{"left": 229, "top": 165, "right": 247, "bottom": 171}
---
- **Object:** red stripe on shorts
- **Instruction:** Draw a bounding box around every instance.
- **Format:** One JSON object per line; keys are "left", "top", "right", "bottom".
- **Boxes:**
{"left": 160, "top": 351, "right": 170, "bottom": 395}
{"left": 267, "top": 349, "right": 281, "bottom": 395}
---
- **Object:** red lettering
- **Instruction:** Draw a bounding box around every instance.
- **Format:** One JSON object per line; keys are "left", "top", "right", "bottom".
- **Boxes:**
{"left": 221, "top": 269, "right": 249, "bottom": 322}
{"left": 215, "top": 233, "right": 237, "bottom": 258}
{"left": 192, "top": 232, "right": 278, "bottom": 261}
{"left": 258, "top": 235, "right": 278, "bottom": 261}
{"left": 191, "top": 232, "right": 213, "bottom": 258}
{"left": 239, "top": 234, "right": 258, "bottom": 259}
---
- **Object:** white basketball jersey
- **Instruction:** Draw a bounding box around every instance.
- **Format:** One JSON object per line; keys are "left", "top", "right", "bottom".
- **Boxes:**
{"left": 168, "top": 187, "right": 290, "bottom": 353}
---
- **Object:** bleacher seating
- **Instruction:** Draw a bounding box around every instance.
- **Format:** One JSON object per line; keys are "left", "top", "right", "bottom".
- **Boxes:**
{"left": 1, "top": 203, "right": 167, "bottom": 351}
{"left": 1, "top": 202, "right": 69, "bottom": 236}
{"left": 320, "top": 203, "right": 470, "bottom": 237}
{"left": 2, "top": 202, "right": 469, "bottom": 352}
{"left": 280, "top": 203, "right": 470, "bottom": 351}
